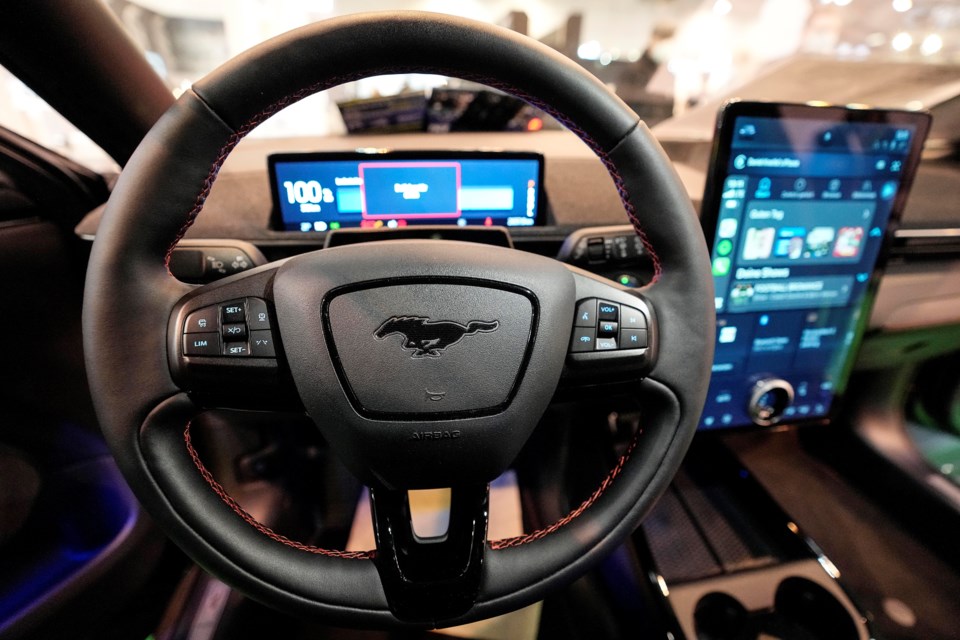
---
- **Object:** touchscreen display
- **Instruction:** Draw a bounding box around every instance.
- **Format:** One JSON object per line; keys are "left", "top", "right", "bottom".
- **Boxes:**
{"left": 699, "top": 103, "right": 928, "bottom": 430}
{"left": 269, "top": 152, "right": 543, "bottom": 231}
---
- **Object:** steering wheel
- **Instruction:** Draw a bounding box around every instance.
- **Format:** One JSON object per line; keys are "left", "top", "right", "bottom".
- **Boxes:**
{"left": 83, "top": 12, "right": 714, "bottom": 629}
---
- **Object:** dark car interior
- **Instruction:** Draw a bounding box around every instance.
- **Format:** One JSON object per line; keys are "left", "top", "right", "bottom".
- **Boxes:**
{"left": 3, "top": 2, "right": 960, "bottom": 639}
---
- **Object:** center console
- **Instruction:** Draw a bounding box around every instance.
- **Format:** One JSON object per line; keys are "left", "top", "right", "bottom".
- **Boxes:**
{"left": 639, "top": 440, "right": 869, "bottom": 640}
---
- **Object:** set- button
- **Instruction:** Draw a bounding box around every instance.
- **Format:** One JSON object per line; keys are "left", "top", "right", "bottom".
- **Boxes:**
{"left": 570, "top": 298, "right": 647, "bottom": 353}
{"left": 182, "top": 297, "right": 278, "bottom": 358}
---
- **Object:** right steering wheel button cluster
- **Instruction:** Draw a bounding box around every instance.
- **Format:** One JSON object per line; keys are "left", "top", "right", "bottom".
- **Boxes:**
{"left": 570, "top": 298, "right": 647, "bottom": 352}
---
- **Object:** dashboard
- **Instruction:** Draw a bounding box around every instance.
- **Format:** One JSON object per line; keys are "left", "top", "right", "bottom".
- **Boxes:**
{"left": 74, "top": 120, "right": 960, "bottom": 434}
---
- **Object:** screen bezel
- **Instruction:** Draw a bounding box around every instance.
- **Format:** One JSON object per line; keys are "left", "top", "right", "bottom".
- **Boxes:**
{"left": 699, "top": 100, "right": 931, "bottom": 431}
{"left": 268, "top": 149, "right": 547, "bottom": 231}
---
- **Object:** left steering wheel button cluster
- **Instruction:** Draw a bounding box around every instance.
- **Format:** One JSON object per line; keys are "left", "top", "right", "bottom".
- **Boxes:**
{"left": 181, "top": 297, "right": 277, "bottom": 359}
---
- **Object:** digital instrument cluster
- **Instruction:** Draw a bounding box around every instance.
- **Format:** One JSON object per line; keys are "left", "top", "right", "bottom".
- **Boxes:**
{"left": 269, "top": 151, "right": 544, "bottom": 231}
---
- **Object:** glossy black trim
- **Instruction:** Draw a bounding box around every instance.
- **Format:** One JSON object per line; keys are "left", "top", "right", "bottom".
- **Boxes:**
{"left": 370, "top": 483, "right": 489, "bottom": 623}
{"left": 321, "top": 276, "right": 540, "bottom": 421}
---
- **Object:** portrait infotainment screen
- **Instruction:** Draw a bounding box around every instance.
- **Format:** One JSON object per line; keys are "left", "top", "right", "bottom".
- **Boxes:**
{"left": 698, "top": 101, "right": 929, "bottom": 430}
{"left": 269, "top": 151, "right": 544, "bottom": 231}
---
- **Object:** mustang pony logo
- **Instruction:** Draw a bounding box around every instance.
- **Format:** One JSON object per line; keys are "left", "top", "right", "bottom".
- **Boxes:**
{"left": 374, "top": 316, "right": 499, "bottom": 358}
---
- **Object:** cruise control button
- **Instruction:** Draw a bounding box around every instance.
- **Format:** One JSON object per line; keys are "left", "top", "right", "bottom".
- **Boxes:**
{"left": 249, "top": 330, "right": 276, "bottom": 357}
{"left": 221, "top": 301, "right": 245, "bottom": 324}
{"left": 621, "top": 329, "right": 647, "bottom": 349}
{"left": 596, "top": 337, "right": 618, "bottom": 351}
{"left": 571, "top": 327, "right": 596, "bottom": 352}
{"left": 574, "top": 299, "right": 597, "bottom": 327}
{"left": 223, "top": 342, "right": 250, "bottom": 357}
{"left": 247, "top": 297, "right": 271, "bottom": 330}
{"left": 184, "top": 332, "right": 220, "bottom": 356}
{"left": 598, "top": 320, "right": 618, "bottom": 337}
{"left": 184, "top": 306, "right": 218, "bottom": 333}
{"left": 597, "top": 301, "right": 619, "bottom": 321}
{"left": 222, "top": 323, "right": 247, "bottom": 340}
{"left": 621, "top": 306, "right": 646, "bottom": 329}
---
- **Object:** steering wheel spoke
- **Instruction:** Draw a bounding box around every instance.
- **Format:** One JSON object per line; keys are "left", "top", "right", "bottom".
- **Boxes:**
{"left": 370, "top": 483, "right": 489, "bottom": 622}
{"left": 168, "top": 263, "right": 299, "bottom": 410}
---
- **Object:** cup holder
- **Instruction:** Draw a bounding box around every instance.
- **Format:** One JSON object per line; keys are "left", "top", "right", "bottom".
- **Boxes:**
{"left": 772, "top": 576, "right": 859, "bottom": 640}
{"left": 693, "top": 592, "right": 750, "bottom": 640}
{"left": 692, "top": 576, "right": 860, "bottom": 640}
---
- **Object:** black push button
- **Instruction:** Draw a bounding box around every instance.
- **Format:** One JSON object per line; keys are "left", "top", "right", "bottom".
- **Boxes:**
{"left": 249, "top": 330, "right": 276, "bottom": 357}
{"left": 222, "top": 323, "right": 247, "bottom": 340}
{"left": 223, "top": 342, "right": 250, "bottom": 357}
{"left": 185, "top": 306, "right": 218, "bottom": 333}
{"left": 571, "top": 327, "right": 596, "bottom": 352}
{"left": 596, "top": 337, "right": 618, "bottom": 351}
{"left": 574, "top": 299, "right": 597, "bottom": 328}
{"left": 621, "top": 306, "right": 646, "bottom": 329}
{"left": 587, "top": 238, "right": 605, "bottom": 262}
{"left": 598, "top": 320, "right": 618, "bottom": 337}
{"left": 221, "top": 301, "right": 245, "bottom": 324}
{"left": 597, "top": 301, "right": 619, "bottom": 321}
{"left": 247, "top": 297, "right": 271, "bottom": 330}
{"left": 621, "top": 329, "right": 647, "bottom": 349}
{"left": 184, "top": 332, "right": 220, "bottom": 356}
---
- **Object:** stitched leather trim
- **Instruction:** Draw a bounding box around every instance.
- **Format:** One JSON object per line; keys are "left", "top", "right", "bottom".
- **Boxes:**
{"left": 184, "top": 421, "right": 375, "bottom": 560}
{"left": 488, "top": 431, "right": 640, "bottom": 549}
{"left": 489, "top": 431, "right": 642, "bottom": 550}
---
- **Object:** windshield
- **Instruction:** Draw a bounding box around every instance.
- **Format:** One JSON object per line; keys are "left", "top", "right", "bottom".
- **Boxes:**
{"left": 2, "top": 0, "right": 959, "bottom": 168}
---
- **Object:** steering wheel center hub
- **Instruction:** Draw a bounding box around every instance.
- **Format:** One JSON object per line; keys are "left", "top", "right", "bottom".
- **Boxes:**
{"left": 271, "top": 239, "right": 574, "bottom": 488}
{"left": 326, "top": 280, "right": 536, "bottom": 418}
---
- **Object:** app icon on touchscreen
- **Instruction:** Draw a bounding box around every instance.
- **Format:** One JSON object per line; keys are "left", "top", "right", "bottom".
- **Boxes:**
{"left": 742, "top": 227, "right": 775, "bottom": 260}
{"left": 805, "top": 227, "right": 836, "bottom": 258}
{"left": 833, "top": 226, "right": 864, "bottom": 258}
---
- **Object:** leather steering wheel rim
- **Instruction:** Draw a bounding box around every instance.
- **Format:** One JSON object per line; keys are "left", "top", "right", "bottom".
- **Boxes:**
{"left": 83, "top": 11, "right": 714, "bottom": 628}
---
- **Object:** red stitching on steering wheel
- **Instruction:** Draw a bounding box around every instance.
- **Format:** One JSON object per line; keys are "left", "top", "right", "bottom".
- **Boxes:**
{"left": 184, "top": 420, "right": 375, "bottom": 560}
{"left": 489, "top": 431, "right": 640, "bottom": 549}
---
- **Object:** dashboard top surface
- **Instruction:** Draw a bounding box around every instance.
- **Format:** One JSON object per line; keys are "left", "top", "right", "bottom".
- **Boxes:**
{"left": 75, "top": 129, "right": 960, "bottom": 243}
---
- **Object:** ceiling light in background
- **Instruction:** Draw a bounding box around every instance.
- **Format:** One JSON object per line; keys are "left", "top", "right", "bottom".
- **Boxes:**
{"left": 920, "top": 33, "right": 943, "bottom": 56}
{"left": 713, "top": 0, "right": 733, "bottom": 16}
{"left": 891, "top": 31, "right": 913, "bottom": 52}
{"left": 892, "top": 0, "right": 913, "bottom": 12}
{"left": 577, "top": 40, "right": 602, "bottom": 60}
